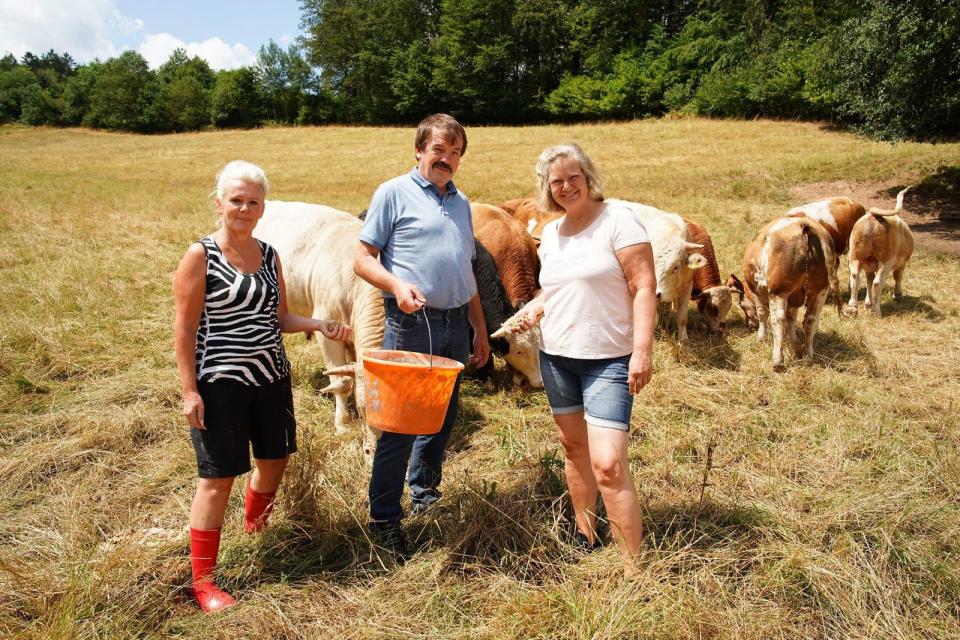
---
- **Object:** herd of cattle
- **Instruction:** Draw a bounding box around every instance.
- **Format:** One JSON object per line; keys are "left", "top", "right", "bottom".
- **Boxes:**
{"left": 253, "top": 188, "right": 914, "bottom": 453}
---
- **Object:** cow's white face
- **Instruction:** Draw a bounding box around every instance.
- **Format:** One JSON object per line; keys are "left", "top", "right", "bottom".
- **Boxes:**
{"left": 698, "top": 286, "right": 733, "bottom": 333}
{"left": 652, "top": 237, "right": 706, "bottom": 302}
{"left": 503, "top": 326, "right": 543, "bottom": 387}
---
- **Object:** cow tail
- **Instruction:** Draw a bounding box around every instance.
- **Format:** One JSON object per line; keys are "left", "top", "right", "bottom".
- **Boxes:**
{"left": 800, "top": 224, "right": 811, "bottom": 300}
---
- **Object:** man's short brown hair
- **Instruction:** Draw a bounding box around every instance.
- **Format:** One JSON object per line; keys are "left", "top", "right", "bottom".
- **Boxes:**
{"left": 415, "top": 113, "right": 467, "bottom": 156}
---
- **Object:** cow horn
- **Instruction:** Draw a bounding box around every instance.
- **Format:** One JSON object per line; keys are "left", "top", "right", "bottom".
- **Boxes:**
{"left": 323, "top": 363, "right": 357, "bottom": 377}
{"left": 490, "top": 325, "right": 510, "bottom": 339}
{"left": 868, "top": 186, "right": 911, "bottom": 217}
{"left": 684, "top": 241, "right": 704, "bottom": 251}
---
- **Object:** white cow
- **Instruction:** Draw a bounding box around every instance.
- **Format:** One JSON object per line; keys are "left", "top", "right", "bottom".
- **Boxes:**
{"left": 254, "top": 200, "right": 384, "bottom": 458}
{"left": 609, "top": 199, "right": 707, "bottom": 341}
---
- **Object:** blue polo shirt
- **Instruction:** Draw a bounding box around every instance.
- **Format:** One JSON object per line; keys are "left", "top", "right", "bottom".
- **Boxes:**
{"left": 359, "top": 168, "right": 477, "bottom": 310}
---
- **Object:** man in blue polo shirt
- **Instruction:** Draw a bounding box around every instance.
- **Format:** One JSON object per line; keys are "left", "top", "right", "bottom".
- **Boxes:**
{"left": 354, "top": 113, "right": 490, "bottom": 562}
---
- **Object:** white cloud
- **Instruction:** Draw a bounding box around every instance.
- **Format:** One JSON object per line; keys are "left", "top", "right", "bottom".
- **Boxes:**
{"left": 0, "top": 0, "right": 257, "bottom": 71}
{"left": 138, "top": 32, "right": 255, "bottom": 70}
{"left": 0, "top": 0, "right": 142, "bottom": 61}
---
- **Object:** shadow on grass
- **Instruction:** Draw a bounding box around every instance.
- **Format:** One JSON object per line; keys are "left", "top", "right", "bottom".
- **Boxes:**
{"left": 860, "top": 293, "right": 944, "bottom": 322}
{"left": 219, "top": 453, "right": 572, "bottom": 588}
{"left": 226, "top": 457, "right": 787, "bottom": 594}
{"left": 812, "top": 330, "right": 872, "bottom": 366}
{"left": 445, "top": 400, "right": 486, "bottom": 454}
{"left": 643, "top": 500, "right": 779, "bottom": 550}
{"left": 413, "top": 453, "right": 578, "bottom": 585}
{"left": 681, "top": 331, "right": 743, "bottom": 370}
{"left": 882, "top": 166, "right": 960, "bottom": 220}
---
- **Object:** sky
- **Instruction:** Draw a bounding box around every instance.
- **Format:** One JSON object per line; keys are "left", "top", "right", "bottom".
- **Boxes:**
{"left": 0, "top": 0, "right": 304, "bottom": 70}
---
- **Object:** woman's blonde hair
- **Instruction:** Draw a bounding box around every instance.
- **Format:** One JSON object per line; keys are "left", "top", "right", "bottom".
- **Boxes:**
{"left": 535, "top": 143, "right": 605, "bottom": 213}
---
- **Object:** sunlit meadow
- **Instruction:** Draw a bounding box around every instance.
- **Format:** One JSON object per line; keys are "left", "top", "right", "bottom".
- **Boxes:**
{"left": 1, "top": 119, "right": 959, "bottom": 638}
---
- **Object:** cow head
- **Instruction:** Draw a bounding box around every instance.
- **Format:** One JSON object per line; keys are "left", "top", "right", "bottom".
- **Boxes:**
{"left": 653, "top": 239, "right": 706, "bottom": 302}
{"left": 490, "top": 311, "right": 543, "bottom": 388}
{"left": 726, "top": 273, "right": 758, "bottom": 329}
{"left": 696, "top": 285, "right": 733, "bottom": 334}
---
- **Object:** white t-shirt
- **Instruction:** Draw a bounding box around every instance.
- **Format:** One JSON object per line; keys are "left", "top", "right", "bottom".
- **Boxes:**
{"left": 538, "top": 202, "right": 650, "bottom": 359}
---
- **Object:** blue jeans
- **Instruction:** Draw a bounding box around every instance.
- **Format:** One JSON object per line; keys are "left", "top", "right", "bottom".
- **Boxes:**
{"left": 368, "top": 298, "right": 470, "bottom": 523}
{"left": 539, "top": 351, "right": 634, "bottom": 431}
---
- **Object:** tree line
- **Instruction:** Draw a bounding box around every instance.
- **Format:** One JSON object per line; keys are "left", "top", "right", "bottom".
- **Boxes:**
{"left": 2, "top": 0, "right": 957, "bottom": 140}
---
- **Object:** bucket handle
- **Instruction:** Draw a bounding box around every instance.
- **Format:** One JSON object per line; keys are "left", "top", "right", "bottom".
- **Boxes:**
{"left": 421, "top": 306, "right": 433, "bottom": 369}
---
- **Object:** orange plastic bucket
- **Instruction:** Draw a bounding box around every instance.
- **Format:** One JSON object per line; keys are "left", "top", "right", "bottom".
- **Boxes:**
{"left": 362, "top": 349, "right": 465, "bottom": 435}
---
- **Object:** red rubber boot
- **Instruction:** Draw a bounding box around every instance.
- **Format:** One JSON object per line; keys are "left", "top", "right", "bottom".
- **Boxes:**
{"left": 244, "top": 482, "right": 277, "bottom": 533}
{"left": 190, "top": 527, "right": 237, "bottom": 613}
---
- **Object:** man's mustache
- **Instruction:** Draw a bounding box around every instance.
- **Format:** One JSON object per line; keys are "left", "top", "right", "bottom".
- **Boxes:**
{"left": 432, "top": 161, "right": 452, "bottom": 172}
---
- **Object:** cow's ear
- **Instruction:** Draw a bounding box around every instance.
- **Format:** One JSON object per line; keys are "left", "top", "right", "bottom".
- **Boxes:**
{"left": 726, "top": 273, "right": 744, "bottom": 294}
{"left": 687, "top": 253, "right": 707, "bottom": 270}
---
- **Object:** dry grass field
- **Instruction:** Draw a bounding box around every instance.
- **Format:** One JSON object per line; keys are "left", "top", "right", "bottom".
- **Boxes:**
{"left": 1, "top": 119, "right": 959, "bottom": 639}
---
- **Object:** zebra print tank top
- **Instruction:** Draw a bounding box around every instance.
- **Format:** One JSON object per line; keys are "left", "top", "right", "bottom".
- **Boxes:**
{"left": 195, "top": 236, "right": 291, "bottom": 385}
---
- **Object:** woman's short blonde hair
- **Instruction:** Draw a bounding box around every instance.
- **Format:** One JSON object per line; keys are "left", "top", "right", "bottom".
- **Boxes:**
{"left": 213, "top": 160, "right": 269, "bottom": 200}
{"left": 535, "top": 143, "right": 605, "bottom": 213}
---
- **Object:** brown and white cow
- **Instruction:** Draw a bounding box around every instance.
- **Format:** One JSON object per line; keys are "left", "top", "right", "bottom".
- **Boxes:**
{"left": 684, "top": 218, "right": 734, "bottom": 334}
{"left": 847, "top": 187, "right": 913, "bottom": 317}
{"left": 735, "top": 215, "right": 841, "bottom": 371}
{"left": 784, "top": 196, "right": 864, "bottom": 317}
{"left": 610, "top": 200, "right": 706, "bottom": 342}
{"left": 254, "top": 201, "right": 384, "bottom": 458}
{"left": 471, "top": 203, "right": 543, "bottom": 387}
{"left": 785, "top": 196, "right": 867, "bottom": 258}
{"left": 497, "top": 197, "right": 562, "bottom": 240}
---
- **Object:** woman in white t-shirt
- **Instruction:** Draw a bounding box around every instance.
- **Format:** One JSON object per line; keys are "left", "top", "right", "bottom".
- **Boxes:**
{"left": 515, "top": 143, "right": 657, "bottom": 575}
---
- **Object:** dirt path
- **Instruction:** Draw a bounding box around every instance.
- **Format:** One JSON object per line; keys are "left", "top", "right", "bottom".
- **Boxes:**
{"left": 791, "top": 167, "right": 960, "bottom": 256}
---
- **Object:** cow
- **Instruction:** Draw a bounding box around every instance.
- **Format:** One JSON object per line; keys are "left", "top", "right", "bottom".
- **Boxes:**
{"left": 497, "top": 197, "right": 562, "bottom": 240}
{"left": 684, "top": 218, "right": 734, "bottom": 334}
{"left": 785, "top": 196, "right": 867, "bottom": 258}
{"left": 847, "top": 187, "right": 913, "bottom": 317}
{"left": 254, "top": 200, "right": 384, "bottom": 459}
{"left": 472, "top": 240, "right": 542, "bottom": 387}
{"left": 607, "top": 200, "right": 706, "bottom": 342}
{"left": 471, "top": 203, "right": 543, "bottom": 387}
{"left": 360, "top": 205, "right": 543, "bottom": 388}
{"left": 734, "top": 215, "right": 841, "bottom": 371}
{"left": 784, "top": 195, "right": 870, "bottom": 313}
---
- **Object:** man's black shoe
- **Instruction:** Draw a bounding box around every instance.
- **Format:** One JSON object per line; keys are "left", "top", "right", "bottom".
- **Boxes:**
{"left": 369, "top": 520, "right": 410, "bottom": 564}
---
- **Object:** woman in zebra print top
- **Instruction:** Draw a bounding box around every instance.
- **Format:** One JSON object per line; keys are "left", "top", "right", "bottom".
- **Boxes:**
{"left": 173, "top": 160, "right": 351, "bottom": 614}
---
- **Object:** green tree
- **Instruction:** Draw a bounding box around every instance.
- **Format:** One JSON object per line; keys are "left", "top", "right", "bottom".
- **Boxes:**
{"left": 828, "top": 0, "right": 960, "bottom": 140}
{"left": 0, "top": 66, "right": 39, "bottom": 121}
{"left": 209, "top": 67, "right": 263, "bottom": 128}
{"left": 511, "top": 0, "right": 576, "bottom": 109}
{"left": 256, "top": 41, "right": 318, "bottom": 123}
{"left": 431, "top": 0, "right": 525, "bottom": 120}
{"left": 158, "top": 49, "right": 214, "bottom": 130}
{"left": 300, "top": 0, "right": 439, "bottom": 121}
{"left": 85, "top": 51, "right": 161, "bottom": 131}
{"left": 20, "top": 84, "right": 63, "bottom": 125}
{"left": 62, "top": 62, "right": 102, "bottom": 125}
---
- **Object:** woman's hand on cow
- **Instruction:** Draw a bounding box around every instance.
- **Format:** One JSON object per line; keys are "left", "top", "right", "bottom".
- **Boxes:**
{"left": 183, "top": 390, "right": 205, "bottom": 429}
{"left": 514, "top": 300, "right": 544, "bottom": 333}
{"left": 319, "top": 319, "right": 351, "bottom": 341}
{"left": 627, "top": 350, "right": 652, "bottom": 395}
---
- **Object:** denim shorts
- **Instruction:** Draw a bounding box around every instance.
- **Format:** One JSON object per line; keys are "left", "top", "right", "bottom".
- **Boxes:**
{"left": 539, "top": 351, "right": 634, "bottom": 431}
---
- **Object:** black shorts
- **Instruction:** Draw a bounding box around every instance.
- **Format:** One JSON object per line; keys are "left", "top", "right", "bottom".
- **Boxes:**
{"left": 191, "top": 376, "right": 297, "bottom": 479}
